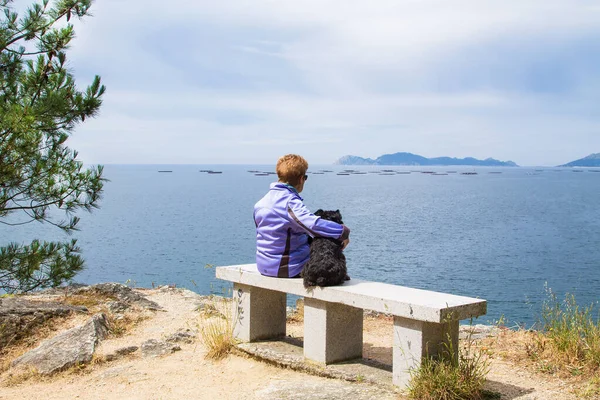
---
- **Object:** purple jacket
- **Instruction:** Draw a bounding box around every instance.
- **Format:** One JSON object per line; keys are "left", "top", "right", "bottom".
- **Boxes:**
{"left": 254, "top": 182, "right": 350, "bottom": 278}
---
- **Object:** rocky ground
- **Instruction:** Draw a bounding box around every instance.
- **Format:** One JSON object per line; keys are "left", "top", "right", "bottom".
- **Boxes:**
{"left": 0, "top": 285, "right": 588, "bottom": 400}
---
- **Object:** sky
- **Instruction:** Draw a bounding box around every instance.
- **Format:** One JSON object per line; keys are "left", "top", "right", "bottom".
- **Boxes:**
{"left": 53, "top": 0, "right": 600, "bottom": 166}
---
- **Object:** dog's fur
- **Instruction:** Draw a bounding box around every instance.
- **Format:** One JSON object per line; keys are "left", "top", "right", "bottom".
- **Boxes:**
{"left": 302, "top": 209, "right": 349, "bottom": 288}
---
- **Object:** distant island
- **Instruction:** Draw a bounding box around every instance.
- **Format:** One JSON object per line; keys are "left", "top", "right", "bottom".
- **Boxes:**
{"left": 334, "top": 152, "right": 518, "bottom": 167}
{"left": 558, "top": 153, "right": 600, "bottom": 167}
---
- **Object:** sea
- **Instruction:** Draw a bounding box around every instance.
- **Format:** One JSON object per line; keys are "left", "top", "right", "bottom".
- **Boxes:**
{"left": 3, "top": 164, "right": 600, "bottom": 328}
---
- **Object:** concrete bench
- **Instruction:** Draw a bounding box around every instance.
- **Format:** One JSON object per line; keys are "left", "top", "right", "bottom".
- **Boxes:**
{"left": 216, "top": 263, "right": 486, "bottom": 387}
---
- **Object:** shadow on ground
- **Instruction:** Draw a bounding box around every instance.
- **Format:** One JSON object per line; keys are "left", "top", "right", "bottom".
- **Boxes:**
{"left": 484, "top": 380, "right": 534, "bottom": 400}
{"left": 238, "top": 337, "right": 534, "bottom": 400}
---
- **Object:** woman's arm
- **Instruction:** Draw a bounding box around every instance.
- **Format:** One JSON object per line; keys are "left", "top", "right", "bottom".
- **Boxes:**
{"left": 286, "top": 197, "right": 350, "bottom": 240}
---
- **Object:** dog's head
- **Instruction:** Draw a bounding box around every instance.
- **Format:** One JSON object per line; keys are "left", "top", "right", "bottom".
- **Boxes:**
{"left": 314, "top": 209, "right": 343, "bottom": 224}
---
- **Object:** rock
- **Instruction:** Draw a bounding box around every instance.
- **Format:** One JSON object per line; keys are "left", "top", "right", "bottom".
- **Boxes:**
{"left": 459, "top": 324, "right": 500, "bottom": 340}
{"left": 74, "top": 283, "right": 162, "bottom": 311}
{"left": 115, "top": 345, "right": 139, "bottom": 355}
{"left": 12, "top": 313, "right": 109, "bottom": 374}
{"left": 166, "top": 328, "right": 196, "bottom": 344}
{"left": 0, "top": 298, "right": 88, "bottom": 348}
{"left": 156, "top": 285, "right": 177, "bottom": 292}
{"left": 140, "top": 339, "right": 181, "bottom": 357}
{"left": 105, "top": 346, "right": 139, "bottom": 361}
{"left": 107, "top": 301, "right": 129, "bottom": 313}
{"left": 35, "top": 283, "right": 89, "bottom": 295}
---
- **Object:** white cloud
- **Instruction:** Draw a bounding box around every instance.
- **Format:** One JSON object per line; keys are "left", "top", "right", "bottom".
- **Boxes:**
{"left": 58, "top": 0, "right": 600, "bottom": 165}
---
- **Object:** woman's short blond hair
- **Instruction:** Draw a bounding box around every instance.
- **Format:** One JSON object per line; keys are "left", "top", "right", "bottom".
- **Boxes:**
{"left": 276, "top": 154, "right": 308, "bottom": 186}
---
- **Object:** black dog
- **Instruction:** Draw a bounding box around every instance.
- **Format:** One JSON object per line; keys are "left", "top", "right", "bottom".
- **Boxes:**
{"left": 302, "top": 209, "right": 349, "bottom": 288}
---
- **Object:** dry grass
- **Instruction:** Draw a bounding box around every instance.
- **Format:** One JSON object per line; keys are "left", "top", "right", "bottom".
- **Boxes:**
{"left": 197, "top": 298, "right": 237, "bottom": 360}
{"left": 62, "top": 354, "right": 108, "bottom": 377}
{"left": 61, "top": 293, "right": 116, "bottom": 310}
{"left": 286, "top": 298, "right": 304, "bottom": 323}
{"left": 575, "top": 374, "right": 600, "bottom": 399}
{"left": 2, "top": 366, "right": 44, "bottom": 387}
{"left": 0, "top": 314, "right": 73, "bottom": 370}
{"left": 480, "top": 289, "right": 600, "bottom": 398}
{"left": 489, "top": 292, "right": 600, "bottom": 378}
{"left": 105, "top": 311, "right": 148, "bottom": 338}
{"left": 3, "top": 354, "right": 111, "bottom": 386}
{"left": 407, "top": 325, "right": 492, "bottom": 400}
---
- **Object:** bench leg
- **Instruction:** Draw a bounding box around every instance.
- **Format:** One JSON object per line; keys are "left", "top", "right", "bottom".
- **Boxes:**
{"left": 303, "top": 298, "right": 363, "bottom": 364}
{"left": 232, "top": 283, "right": 286, "bottom": 342}
{"left": 392, "top": 317, "right": 459, "bottom": 387}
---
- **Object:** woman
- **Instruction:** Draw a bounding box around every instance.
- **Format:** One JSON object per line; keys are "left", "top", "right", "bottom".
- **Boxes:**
{"left": 253, "top": 154, "right": 350, "bottom": 278}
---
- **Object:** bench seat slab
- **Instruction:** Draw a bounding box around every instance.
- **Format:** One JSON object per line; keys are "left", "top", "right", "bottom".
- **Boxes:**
{"left": 232, "top": 283, "right": 287, "bottom": 342}
{"left": 216, "top": 264, "right": 486, "bottom": 323}
{"left": 303, "top": 298, "right": 363, "bottom": 364}
{"left": 392, "top": 317, "right": 459, "bottom": 387}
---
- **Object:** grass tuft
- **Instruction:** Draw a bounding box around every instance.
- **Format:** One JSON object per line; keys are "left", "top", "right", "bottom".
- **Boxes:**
{"left": 197, "top": 298, "right": 236, "bottom": 360}
{"left": 62, "top": 293, "right": 116, "bottom": 309}
{"left": 576, "top": 374, "right": 600, "bottom": 398}
{"left": 106, "top": 312, "right": 147, "bottom": 338}
{"left": 2, "top": 366, "right": 43, "bottom": 387}
{"left": 526, "top": 287, "right": 600, "bottom": 376}
{"left": 407, "top": 323, "right": 490, "bottom": 400}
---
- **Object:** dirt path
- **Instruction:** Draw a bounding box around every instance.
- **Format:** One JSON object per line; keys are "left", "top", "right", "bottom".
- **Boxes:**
{"left": 0, "top": 288, "right": 582, "bottom": 400}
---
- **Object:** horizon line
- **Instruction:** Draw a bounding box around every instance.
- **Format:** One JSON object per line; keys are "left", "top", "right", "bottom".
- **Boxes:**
{"left": 83, "top": 163, "right": 596, "bottom": 168}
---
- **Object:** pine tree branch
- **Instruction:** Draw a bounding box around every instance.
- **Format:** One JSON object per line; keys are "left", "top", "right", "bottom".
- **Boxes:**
{"left": 0, "top": 218, "right": 36, "bottom": 226}
{"left": 1, "top": 3, "right": 72, "bottom": 51}
{"left": 4, "top": 184, "right": 80, "bottom": 211}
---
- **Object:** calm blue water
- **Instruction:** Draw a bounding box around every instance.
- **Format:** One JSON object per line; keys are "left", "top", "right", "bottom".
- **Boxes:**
{"left": 3, "top": 165, "right": 600, "bottom": 327}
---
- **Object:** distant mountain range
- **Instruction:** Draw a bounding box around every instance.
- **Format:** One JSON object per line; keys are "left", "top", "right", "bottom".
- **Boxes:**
{"left": 334, "top": 152, "right": 518, "bottom": 167}
{"left": 558, "top": 153, "right": 600, "bottom": 167}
